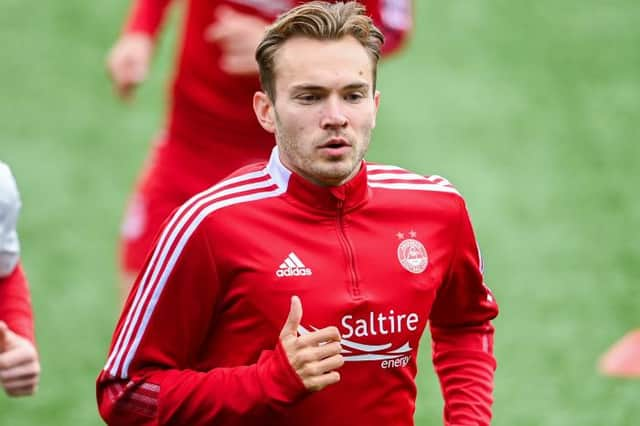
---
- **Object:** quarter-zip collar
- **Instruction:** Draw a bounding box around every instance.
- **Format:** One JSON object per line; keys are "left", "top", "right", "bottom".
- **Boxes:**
{"left": 266, "top": 147, "right": 370, "bottom": 214}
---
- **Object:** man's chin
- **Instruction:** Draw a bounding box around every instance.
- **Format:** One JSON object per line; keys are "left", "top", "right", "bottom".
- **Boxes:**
{"left": 313, "top": 163, "right": 357, "bottom": 185}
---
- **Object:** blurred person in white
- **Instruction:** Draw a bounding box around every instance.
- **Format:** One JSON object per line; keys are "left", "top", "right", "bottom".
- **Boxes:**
{"left": 0, "top": 162, "right": 40, "bottom": 397}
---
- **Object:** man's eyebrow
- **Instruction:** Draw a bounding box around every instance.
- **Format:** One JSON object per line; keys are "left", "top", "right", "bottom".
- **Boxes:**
{"left": 290, "top": 84, "right": 327, "bottom": 92}
{"left": 343, "top": 83, "right": 370, "bottom": 91}
{"left": 290, "top": 82, "right": 370, "bottom": 92}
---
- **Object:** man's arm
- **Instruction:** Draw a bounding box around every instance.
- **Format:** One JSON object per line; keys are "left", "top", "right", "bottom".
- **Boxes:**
{"left": 0, "top": 265, "right": 40, "bottom": 398}
{"left": 122, "top": 0, "right": 174, "bottom": 39}
{"left": 106, "top": 0, "right": 175, "bottom": 100}
{"left": 0, "top": 264, "right": 34, "bottom": 345}
{"left": 429, "top": 196, "right": 499, "bottom": 426}
{"left": 97, "top": 214, "right": 343, "bottom": 424}
{"left": 0, "top": 162, "right": 40, "bottom": 397}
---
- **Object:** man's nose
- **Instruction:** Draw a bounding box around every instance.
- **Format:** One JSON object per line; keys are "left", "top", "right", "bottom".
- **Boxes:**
{"left": 320, "top": 96, "right": 348, "bottom": 129}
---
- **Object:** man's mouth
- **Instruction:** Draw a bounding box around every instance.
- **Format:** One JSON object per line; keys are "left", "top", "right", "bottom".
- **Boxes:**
{"left": 319, "top": 137, "right": 351, "bottom": 153}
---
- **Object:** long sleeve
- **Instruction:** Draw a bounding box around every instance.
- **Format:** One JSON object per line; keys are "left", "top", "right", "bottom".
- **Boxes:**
{"left": 429, "top": 197, "right": 499, "bottom": 426}
{"left": 0, "top": 263, "right": 35, "bottom": 344}
{"left": 97, "top": 216, "right": 305, "bottom": 425}
{"left": 122, "top": 0, "right": 174, "bottom": 38}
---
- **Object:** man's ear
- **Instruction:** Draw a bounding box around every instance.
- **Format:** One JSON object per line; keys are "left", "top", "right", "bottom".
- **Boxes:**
{"left": 372, "top": 90, "right": 381, "bottom": 129}
{"left": 253, "top": 91, "right": 276, "bottom": 133}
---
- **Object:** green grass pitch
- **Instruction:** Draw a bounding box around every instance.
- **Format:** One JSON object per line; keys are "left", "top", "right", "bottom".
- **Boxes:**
{"left": 1, "top": 0, "right": 639, "bottom": 424}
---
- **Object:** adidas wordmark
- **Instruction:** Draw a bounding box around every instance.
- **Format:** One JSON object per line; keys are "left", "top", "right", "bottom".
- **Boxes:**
{"left": 276, "top": 252, "right": 313, "bottom": 277}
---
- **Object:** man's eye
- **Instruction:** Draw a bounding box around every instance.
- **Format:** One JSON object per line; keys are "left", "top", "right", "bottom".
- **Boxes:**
{"left": 345, "top": 92, "right": 365, "bottom": 102}
{"left": 297, "top": 94, "right": 318, "bottom": 103}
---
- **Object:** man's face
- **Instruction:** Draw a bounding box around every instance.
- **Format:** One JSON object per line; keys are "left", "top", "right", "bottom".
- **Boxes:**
{"left": 254, "top": 36, "right": 380, "bottom": 187}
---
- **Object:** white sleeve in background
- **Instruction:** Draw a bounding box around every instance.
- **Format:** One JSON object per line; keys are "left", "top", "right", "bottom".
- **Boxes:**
{"left": 0, "top": 162, "right": 21, "bottom": 277}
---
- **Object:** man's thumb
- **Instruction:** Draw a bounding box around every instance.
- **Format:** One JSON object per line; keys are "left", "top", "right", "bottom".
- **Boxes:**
{"left": 280, "top": 295, "right": 302, "bottom": 338}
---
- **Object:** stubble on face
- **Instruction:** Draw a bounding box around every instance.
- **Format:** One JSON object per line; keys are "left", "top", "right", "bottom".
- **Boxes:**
{"left": 274, "top": 109, "right": 373, "bottom": 187}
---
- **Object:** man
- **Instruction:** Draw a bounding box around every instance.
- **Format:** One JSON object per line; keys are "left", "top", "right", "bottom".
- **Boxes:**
{"left": 108, "top": 0, "right": 412, "bottom": 295}
{"left": 97, "top": 2, "right": 498, "bottom": 425}
{"left": 0, "top": 162, "right": 40, "bottom": 397}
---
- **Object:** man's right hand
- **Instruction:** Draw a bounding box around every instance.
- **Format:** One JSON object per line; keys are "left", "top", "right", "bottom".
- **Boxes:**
{"left": 0, "top": 321, "right": 40, "bottom": 397}
{"left": 279, "top": 296, "right": 344, "bottom": 392}
{"left": 106, "top": 33, "right": 153, "bottom": 101}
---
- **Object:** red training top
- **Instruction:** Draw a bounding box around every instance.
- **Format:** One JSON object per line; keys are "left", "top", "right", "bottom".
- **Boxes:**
{"left": 98, "top": 148, "right": 499, "bottom": 426}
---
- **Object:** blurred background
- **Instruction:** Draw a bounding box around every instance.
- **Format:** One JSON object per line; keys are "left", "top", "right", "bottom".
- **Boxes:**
{"left": 1, "top": 0, "right": 639, "bottom": 424}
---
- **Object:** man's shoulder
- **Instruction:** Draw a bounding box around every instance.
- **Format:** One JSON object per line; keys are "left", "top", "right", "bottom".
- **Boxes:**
{"left": 365, "top": 162, "right": 467, "bottom": 223}
{"left": 175, "top": 160, "right": 280, "bottom": 224}
{"left": 366, "top": 162, "right": 462, "bottom": 199}
{"left": 224, "top": 161, "right": 269, "bottom": 180}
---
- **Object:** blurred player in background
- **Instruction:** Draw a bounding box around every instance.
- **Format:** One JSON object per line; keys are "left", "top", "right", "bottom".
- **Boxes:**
{"left": 0, "top": 163, "right": 40, "bottom": 397}
{"left": 107, "top": 0, "right": 412, "bottom": 297}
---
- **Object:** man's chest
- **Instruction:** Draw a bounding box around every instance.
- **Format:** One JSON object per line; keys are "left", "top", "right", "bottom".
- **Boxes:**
{"left": 211, "top": 210, "right": 455, "bottom": 365}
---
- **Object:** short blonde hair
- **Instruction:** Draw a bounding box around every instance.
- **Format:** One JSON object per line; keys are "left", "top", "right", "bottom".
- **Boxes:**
{"left": 255, "top": 1, "right": 385, "bottom": 100}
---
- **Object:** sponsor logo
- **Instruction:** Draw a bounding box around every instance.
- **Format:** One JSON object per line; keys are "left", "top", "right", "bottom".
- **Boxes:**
{"left": 341, "top": 310, "right": 419, "bottom": 338}
{"left": 276, "top": 252, "right": 312, "bottom": 277}
{"left": 298, "top": 310, "right": 420, "bottom": 369}
{"left": 396, "top": 230, "right": 428, "bottom": 274}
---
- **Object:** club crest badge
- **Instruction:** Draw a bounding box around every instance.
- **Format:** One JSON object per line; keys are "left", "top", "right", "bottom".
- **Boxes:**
{"left": 396, "top": 231, "right": 428, "bottom": 274}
